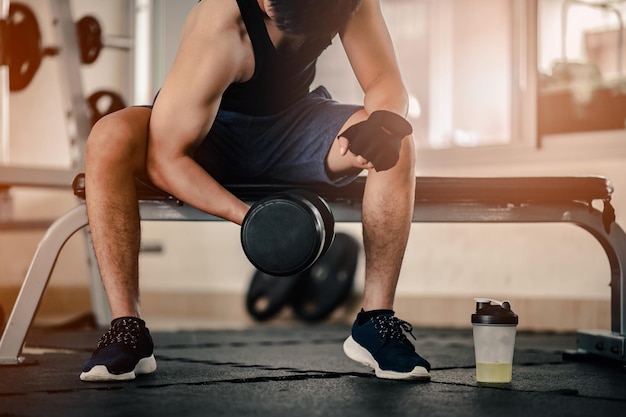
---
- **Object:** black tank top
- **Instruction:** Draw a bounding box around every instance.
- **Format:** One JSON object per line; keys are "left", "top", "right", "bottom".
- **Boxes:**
{"left": 219, "top": 0, "right": 333, "bottom": 116}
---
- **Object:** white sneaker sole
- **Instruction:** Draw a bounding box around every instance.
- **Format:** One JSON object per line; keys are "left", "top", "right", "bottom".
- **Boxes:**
{"left": 343, "top": 336, "right": 431, "bottom": 381}
{"left": 80, "top": 355, "right": 157, "bottom": 382}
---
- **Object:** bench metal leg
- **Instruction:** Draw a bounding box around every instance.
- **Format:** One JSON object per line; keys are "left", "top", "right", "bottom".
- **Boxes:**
{"left": 412, "top": 201, "right": 626, "bottom": 362}
{"left": 575, "top": 219, "right": 626, "bottom": 362}
{"left": 0, "top": 205, "right": 89, "bottom": 364}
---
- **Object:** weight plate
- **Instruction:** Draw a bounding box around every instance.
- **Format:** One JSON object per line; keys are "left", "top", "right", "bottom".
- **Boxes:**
{"left": 7, "top": 3, "right": 43, "bottom": 92}
{"left": 245, "top": 270, "right": 302, "bottom": 321}
{"left": 291, "top": 232, "right": 359, "bottom": 322}
{"left": 76, "top": 15, "right": 103, "bottom": 64}
{"left": 87, "top": 90, "right": 126, "bottom": 126}
{"left": 241, "top": 194, "right": 325, "bottom": 276}
{"left": 290, "top": 190, "right": 335, "bottom": 256}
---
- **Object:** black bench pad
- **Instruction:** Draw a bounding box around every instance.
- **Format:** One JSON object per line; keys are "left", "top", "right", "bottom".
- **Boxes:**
{"left": 72, "top": 173, "right": 613, "bottom": 205}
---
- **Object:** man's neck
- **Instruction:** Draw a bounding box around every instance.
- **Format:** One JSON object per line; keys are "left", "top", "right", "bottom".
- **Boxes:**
{"left": 256, "top": 0, "right": 306, "bottom": 54}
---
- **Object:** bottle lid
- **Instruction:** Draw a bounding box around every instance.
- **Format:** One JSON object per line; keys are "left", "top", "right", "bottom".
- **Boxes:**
{"left": 471, "top": 298, "right": 518, "bottom": 325}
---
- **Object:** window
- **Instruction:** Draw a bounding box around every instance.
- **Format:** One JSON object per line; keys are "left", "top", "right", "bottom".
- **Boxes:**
{"left": 537, "top": 0, "right": 626, "bottom": 139}
{"left": 315, "top": 0, "right": 534, "bottom": 151}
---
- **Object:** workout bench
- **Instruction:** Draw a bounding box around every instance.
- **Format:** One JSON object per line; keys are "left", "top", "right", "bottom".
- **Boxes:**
{"left": 1, "top": 174, "right": 626, "bottom": 365}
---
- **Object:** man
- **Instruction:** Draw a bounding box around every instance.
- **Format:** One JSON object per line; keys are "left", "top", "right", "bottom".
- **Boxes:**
{"left": 80, "top": 0, "right": 431, "bottom": 382}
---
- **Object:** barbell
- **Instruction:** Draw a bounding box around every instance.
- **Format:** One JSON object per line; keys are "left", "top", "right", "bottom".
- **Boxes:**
{"left": 3, "top": 3, "right": 128, "bottom": 92}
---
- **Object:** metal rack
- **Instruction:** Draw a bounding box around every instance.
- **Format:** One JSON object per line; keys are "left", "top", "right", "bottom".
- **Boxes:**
{"left": 0, "top": 0, "right": 139, "bottom": 199}
{"left": 0, "top": 0, "right": 92, "bottom": 194}
{"left": 0, "top": 0, "right": 139, "bottom": 325}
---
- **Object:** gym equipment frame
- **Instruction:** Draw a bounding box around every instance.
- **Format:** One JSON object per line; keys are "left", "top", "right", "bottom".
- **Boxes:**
{"left": 0, "top": 0, "right": 136, "bottom": 323}
{"left": 0, "top": 0, "right": 136, "bottom": 227}
{"left": 1, "top": 174, "right": 626, "bottom": 365}
{"left": 0, "top": 0, "right": 92, "bottom": 189}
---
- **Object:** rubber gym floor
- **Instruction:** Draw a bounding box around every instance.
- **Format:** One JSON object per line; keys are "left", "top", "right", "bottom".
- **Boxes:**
{"left": 1, "top": 322, "right": 625, "bottom": 417}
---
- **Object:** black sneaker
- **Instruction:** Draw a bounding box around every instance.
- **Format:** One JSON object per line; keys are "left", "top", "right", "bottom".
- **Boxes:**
{"left": 343, "top": 311, "right": 431, "bottom": 380}
{"left": 80, "top": 317, "right": 157, "bottom": 382}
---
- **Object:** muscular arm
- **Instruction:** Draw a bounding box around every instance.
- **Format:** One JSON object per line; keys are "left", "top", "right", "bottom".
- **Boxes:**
{"left": 340, "top": 0, "right": 408, "bottom": 117}
{"left": 147, "top": 1, "right": 253, "bottom": 224}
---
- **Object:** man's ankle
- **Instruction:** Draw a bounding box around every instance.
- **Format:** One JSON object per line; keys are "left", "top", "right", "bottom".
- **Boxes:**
{"left": 357, "top": 308, "right": 395, "bottom": 325}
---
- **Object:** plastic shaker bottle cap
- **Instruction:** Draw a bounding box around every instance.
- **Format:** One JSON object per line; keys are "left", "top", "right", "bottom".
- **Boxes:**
{"left": 471, "top": 298, "right": 518, "bottom": 325}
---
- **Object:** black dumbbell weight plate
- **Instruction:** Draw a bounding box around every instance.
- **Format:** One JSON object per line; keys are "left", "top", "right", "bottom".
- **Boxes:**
{"left": 241, "top": 192, "right": 331, "bottom": 276}
{"left": 291, "top": 232, "right": 359, "bottom": 322}
{"left": 290, "top": 189, "right": 335, "bottom": 256}
{"left": 245, "top": 270, "right": 302, "bottom": 321}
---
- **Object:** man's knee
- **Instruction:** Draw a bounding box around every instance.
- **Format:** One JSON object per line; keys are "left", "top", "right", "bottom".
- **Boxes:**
{"left": 85, "top": 108, "right": 150, "bottom": 173}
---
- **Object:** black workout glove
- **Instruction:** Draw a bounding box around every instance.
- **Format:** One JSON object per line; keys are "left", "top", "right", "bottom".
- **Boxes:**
{"left": 338, "top": 110, "right": 413, "bottom": 172}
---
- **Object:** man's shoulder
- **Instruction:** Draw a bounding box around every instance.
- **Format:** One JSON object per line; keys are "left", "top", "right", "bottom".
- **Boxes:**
{"left": 178, "top": 0, "right": 255, "bottom": 84}
{"left": 186, "top": 0, "right": 245, "bottom": 38}
{"left": 195, "top": 0, "right": 243, "bottom": 23}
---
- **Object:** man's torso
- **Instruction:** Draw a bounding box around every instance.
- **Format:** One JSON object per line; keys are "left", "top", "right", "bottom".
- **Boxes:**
{"left": 215, "top": 0, "right": 337, "bottom": 115}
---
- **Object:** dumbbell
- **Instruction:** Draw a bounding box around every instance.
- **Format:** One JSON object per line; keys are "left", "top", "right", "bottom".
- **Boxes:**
{"left": 241, "top": 190, "right": 335, "bottom": 277}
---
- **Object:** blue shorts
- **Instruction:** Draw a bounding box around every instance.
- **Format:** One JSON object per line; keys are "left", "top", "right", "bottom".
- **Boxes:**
{"left": 193, "top": 86, "right": 362, "bottom": 186}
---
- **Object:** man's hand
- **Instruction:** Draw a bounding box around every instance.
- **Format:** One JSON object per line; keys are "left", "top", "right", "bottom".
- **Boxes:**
{"left": 337, "top": 110, "right": 413, "bottom": 172}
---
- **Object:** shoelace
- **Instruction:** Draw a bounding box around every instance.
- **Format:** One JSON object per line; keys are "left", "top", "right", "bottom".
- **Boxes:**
{"left": 372, "top": 315, "right": 417, "bottom": 341}
{"left": 96, "top": 317, "right": 145, "bottom": 351}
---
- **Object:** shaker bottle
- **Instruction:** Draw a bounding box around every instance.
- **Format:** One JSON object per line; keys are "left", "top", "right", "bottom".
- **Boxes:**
{"left": 471, "top": 298, "right": 519, "bottom": 383}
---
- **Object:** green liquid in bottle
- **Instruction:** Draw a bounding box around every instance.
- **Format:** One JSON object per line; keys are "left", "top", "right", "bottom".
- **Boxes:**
{"left": 476, "top": 363, "right": 512, "bottom": 383}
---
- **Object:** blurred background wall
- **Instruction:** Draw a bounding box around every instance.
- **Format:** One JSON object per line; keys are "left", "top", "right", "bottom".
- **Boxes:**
{"left": 1, "top": 0, "right": 625, "bottom": 331}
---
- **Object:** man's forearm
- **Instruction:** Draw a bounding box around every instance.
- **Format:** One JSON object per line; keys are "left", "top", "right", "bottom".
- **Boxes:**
{"left": 363, "top": 76, "right": 409, "bottom": 118}
{"left": 147, "top": 154, "right": 249, "bottom": 225}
